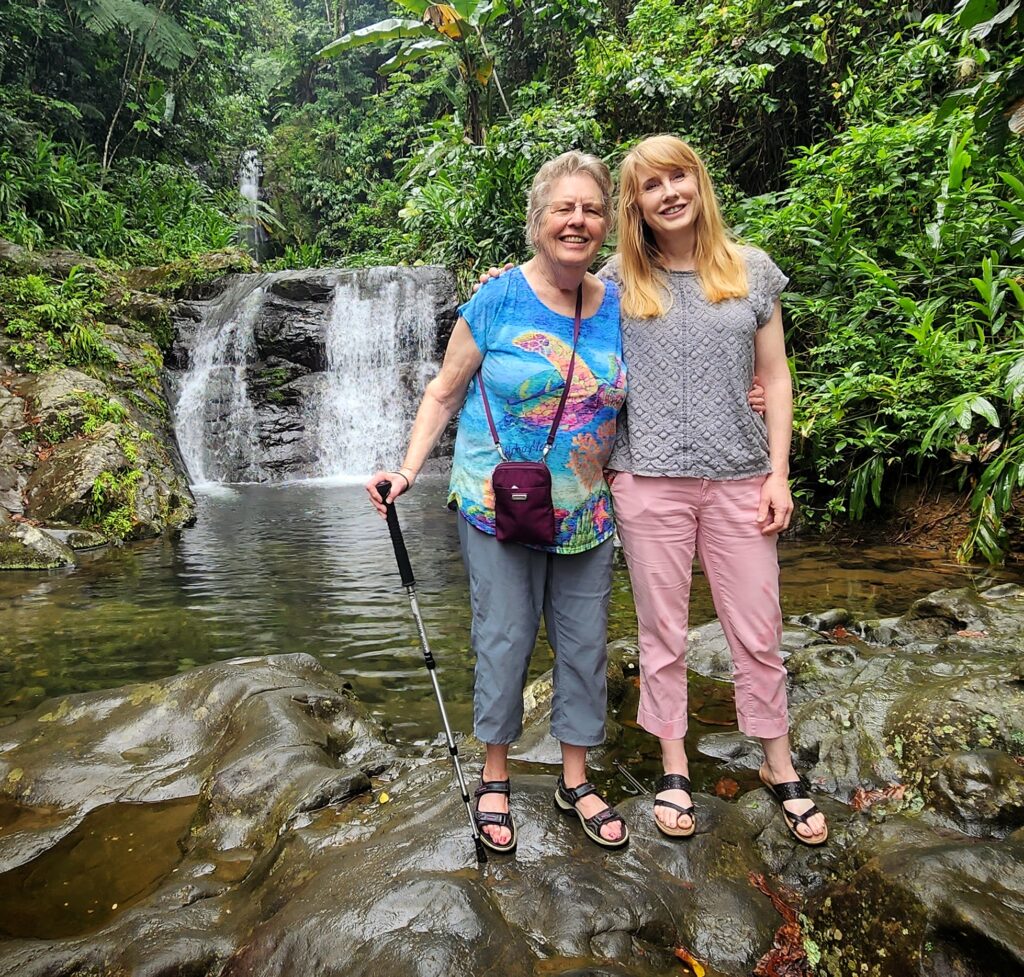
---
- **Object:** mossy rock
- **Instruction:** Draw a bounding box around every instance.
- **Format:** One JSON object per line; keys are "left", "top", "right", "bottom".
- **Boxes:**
{"left": 0, "top": 510, "right": 75, "bottom": 569}
{"left": 124, "top": 249, "right": 257, "bottom": 298}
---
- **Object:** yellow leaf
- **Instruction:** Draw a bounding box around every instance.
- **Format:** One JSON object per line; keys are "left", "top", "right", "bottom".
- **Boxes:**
{"left": 378, "top": 792, "right": 390, "bottom": 804}
{"left": 424, "top": 4, "right": 465, "bottom": 39}
{"left": 475, "top": 60, "right": 494, "bottom": 85}
{"left": 673, "top": 946, "right": 706, "bottom": 976}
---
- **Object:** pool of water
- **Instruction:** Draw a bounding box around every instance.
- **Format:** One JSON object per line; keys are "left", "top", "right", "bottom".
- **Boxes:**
{"left": 1, "top": 477, "right": 1020, "bottom": 744}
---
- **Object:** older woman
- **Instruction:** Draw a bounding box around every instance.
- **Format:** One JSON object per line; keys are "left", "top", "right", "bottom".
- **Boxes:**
{"left": 605, "top": 135, "right": 827, "bottom": 846}
{"left": 367, "top": 151, "right": 629, "bottom": 851}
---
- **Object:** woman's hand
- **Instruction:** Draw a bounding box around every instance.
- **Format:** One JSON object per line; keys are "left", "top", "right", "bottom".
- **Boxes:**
{"left": 472, "top": 262, "right": 515, "bottom": 294}
{"left": 755, "top": 473, "right": 793, "bottom": 535}
{"left": 366, "top": 468, "right": 414, "bottom": 518}
{"left": 747, "top": 375, "right": 766, "bottom": 416}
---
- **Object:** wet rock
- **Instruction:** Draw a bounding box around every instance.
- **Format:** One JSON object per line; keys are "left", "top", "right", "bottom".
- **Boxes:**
{"left": 24, "top": 422, "right": 129, "bottom": 524}
{"left": 268, "top": 275, "right": 335, "bottom": 303}
{"left": 0, "top": 384, "right": 25, "bottom": 432}
{"left": 794, "top": 607, "right": 852, "bottom": 632}
{"left": 252, "top": 297, "right": 327, "bottom": 371}
{"left": 23, "top": 420, "right": 194, "bottom": 539}
{"left": 924, "top": 749, "right": 1024, "bottom": 837}
{"left": 808, "top": 821, "right": 1024, "bottom": 977}
{"left": 0, "top": 654, "right": 812, "bottom": 977}
{"left": 45, "top": 527, "right": 107, "bottom": 549}
{"left": 0, "top": 508, "right": 75, "bottom": 569}
{"left": 697, "top": 730, "right": 763, "bottom": 769}
{"left": 15, "top": 368, "right": 112, "bottom": 438}
{"left": 686, "top": 621, "right": 820, "bottom": 681}
{"left": 0, "top": 655, "right": 390, "bottom": 910}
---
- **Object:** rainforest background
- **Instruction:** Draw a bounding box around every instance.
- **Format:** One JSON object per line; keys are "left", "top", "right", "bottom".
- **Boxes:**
{"left": 0, "top": 0, "right": 1022, "bottom": 560}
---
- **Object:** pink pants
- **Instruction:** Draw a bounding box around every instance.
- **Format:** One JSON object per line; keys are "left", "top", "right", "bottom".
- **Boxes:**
{"left": 610, "top": 473, "right": 788, "bottom": 740}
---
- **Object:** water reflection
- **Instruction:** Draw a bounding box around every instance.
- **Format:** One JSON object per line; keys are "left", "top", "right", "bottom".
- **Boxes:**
{"left": 0, "top": 478, "right": 1020, "bottom": 742}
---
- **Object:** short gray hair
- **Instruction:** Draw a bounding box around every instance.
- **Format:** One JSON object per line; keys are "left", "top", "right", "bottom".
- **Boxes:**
{"left": 525, "top": 151, "right": 613, "bottom": 251}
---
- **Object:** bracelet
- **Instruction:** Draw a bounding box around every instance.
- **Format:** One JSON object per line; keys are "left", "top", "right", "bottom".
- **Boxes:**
{"left": 392, "top": 470, "right": 410, "bottom": 491}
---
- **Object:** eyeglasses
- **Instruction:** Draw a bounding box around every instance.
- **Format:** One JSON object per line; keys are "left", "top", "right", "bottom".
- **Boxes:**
{"left": 548, "top": 202, "right": 606, "bottom": 219}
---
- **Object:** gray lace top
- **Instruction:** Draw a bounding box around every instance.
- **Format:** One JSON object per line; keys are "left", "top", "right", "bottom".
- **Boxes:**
{"left": 599, "top": 246, "right": 788, "bottom": 479}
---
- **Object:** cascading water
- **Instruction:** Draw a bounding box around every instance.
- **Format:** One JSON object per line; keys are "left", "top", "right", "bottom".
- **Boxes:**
{"left": 167, "top": 267, "right": 454, "bottom": 485}
{"left": 238, "top": 149, "right": 267, "bottom": 259}
{"left": 314, "top": 269, "right": 440, "bottom": 477}
{"left": 172, "top": 277, "right": 269, "bottom": 486}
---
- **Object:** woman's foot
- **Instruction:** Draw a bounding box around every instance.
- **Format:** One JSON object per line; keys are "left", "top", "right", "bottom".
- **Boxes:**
{"left": 474, "top": 776, "right": 516, "bottom": 852}
{"left": 758, "top": 763, "right": 828, "bottom": 845}
{"left": 654, "top": 773, "right": 695, "bottom": 837}
{"left": 555, "top": 776, "right": 628, "bottom": 847}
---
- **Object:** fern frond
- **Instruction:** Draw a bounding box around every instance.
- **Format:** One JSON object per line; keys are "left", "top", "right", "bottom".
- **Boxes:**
{"left": 76, "top": 0, "right": 197, "bottom": 69}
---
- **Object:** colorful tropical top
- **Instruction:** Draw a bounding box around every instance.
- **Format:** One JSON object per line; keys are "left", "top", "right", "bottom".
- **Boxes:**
{"left": 448, "top": 268, "right": 627, "bottom": 554}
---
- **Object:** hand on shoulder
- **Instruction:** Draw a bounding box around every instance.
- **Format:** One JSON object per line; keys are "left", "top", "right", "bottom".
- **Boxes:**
{"left": 472, "top": 262, "right": 516, "bottom": 294}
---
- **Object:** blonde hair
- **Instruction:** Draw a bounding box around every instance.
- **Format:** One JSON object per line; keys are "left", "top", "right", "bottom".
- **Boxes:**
{"left": 525, "top": 151, "right": 614, "bottom": 251}
{"left": 616, "top": 135, "right": 747, "bottom": 318}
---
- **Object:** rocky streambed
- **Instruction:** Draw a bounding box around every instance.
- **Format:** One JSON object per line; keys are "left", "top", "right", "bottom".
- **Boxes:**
{"left": 1, "top": 585, "right": 1022, "bottom": 977}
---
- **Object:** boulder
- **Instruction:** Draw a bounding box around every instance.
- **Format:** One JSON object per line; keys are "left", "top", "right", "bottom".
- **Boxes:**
{"left": 0, "top": 508, "right": 75, "bottom": 569}
{"left": 15, "top": 368, "right": 112, "bottom": 438}
{"left": 23, "top": 421, "right": 195, "bottom": 538}
{"left": 24, "top": 422, "right": 129, "bottom": 525}
{"left": 808, "top": 821, "right": 1024, "bottom": 977}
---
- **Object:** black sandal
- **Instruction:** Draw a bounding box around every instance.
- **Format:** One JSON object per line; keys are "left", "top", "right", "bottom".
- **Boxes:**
{"left": 759, "top": 769, "right": 828, "bottom": 847}
{"left": 654, "top": 773, "right": 696, "bottom": 838}
{"left": 554, "top": 775, "right": 629, "bottom": 849}
{"left": 474, "top": 778, "right": 517, "bottom": 853}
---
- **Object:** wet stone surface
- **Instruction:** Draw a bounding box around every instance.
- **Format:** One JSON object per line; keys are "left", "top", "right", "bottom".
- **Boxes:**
{"left": 0, "top": 585, "right": 1021, "bottom": 976}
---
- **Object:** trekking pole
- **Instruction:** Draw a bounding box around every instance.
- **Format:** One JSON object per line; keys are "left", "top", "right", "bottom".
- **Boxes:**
{"left": 376, "top": 481, "right": 487, "bottom": 865}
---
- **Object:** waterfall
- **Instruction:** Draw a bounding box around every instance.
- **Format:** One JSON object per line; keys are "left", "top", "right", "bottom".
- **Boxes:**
{"left": 167, "top": 267, "right": 453, "bottom": 485}
{"left": 314, "top": 269, "right": 440, "bottom": 477}
{"left": 238, "top": 149, "right": 266, "bottom": 259}
{"left": 172, "top": 277, "right": 269, "bottom": 486}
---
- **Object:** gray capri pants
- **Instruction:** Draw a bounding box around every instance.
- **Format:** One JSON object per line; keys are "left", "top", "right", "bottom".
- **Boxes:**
{"left": 457, "top": 516, "right": 615, "bottom": 746}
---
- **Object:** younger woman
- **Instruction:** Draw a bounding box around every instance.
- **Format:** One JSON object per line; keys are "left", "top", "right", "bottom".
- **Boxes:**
{"left": 604, "top": 135, "right": 827, "bottom": 845}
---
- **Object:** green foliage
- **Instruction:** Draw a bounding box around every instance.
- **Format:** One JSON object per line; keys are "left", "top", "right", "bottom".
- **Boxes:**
{"left": 0, "top": 135, "right": 243, "bottom": 263}
{"left": 78, "top": 393, "right": 130, "bottom": 434}
{"left": 736, "top": 112, "right": 1024, "bottom": 560}
{"left": 3, "top": 0, "right": 1023, "bottom": 563}
{"left": 0, "top": 266, "right": 117, "bottom": 371}
{"left": 317, "top": 0, "right": 518, "bottom": 142}
{"left": 396, "top": 103, "right": 606, "bottom": 290}
{"left": 88, "top": 467, "right": 142, "bottom": 540}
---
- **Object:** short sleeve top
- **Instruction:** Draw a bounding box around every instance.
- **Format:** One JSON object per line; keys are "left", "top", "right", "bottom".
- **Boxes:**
{"left": 448, "top": 268, "right": 627, "bottom": 553}
{"left": 600, "top": 246, "right": 788, "bottom": 479}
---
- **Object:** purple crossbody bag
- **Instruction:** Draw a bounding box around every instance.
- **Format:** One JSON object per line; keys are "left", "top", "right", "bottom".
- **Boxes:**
{"left": 477, "top": 286, "right": 582, "bottom": 547}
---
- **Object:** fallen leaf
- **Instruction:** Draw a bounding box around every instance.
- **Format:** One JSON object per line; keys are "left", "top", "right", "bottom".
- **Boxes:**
{"left": 749, "top": 873, "right": 811, "bottom": 977}
{"left": 673, "top": 945, "right": 706, "bottom": 976}
{"left": 829, "top": 626, "right": 850, "bottom": 639}
{"left": 378, "top": 792, "right": 390, "bottom": 804}
{"left": 955, "top": 629, "right": 988, "bottom": 638}
{"left": 850, "top": 783, "right": 906, "bottom": 811}
{"left": 714, "top": 777, "right": 739, "bottom": 799}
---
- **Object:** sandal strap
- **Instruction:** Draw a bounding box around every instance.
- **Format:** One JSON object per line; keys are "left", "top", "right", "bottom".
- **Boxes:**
{"left": 474, "top": 809, "right": 513, "bottom": 829}
{"left": 657, "top": 773, "right": 692, "bottom": 793}
{"left": 782, "top": 802, "right": 821, "bottom": 828}
{"left": 765, "top": 779, "right": 809, "bottom": 803}
{"left": 475, "top": 778, "right": 511, "bottom": 798}
{"left": 654, "top": 798, "right": 695, "bottom": 818}
{"left": 558, "top": 776, "right": 597, "bottom": 805}
{"left": 584, "top": 806, "right": 625, "bottom": 832}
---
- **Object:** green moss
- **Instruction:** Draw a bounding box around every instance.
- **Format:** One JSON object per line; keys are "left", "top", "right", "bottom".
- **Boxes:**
{"left": 0, "top": 541, "right": 66, "bottom": 570}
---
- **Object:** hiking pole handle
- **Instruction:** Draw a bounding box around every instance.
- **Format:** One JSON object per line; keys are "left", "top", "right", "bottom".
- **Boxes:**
{"left": 376, "top": 481, "right": 415, "bottom": 588}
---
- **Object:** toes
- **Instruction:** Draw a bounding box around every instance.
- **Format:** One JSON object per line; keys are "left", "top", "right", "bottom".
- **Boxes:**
{"left": 601, "top": 822, "right": 623, "bottom": 842}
